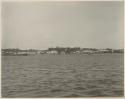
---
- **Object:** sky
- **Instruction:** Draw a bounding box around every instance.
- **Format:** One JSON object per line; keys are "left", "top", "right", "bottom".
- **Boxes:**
{"left": 2, "top": 1, "right": 124, "bottom": 50}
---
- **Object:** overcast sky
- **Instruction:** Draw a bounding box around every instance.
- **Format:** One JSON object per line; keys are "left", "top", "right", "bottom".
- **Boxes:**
{"left": 2, "top": 1, "right": 124, "bottom": 50}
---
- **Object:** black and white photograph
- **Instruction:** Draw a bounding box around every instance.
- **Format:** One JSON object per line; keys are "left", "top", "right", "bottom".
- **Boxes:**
{"left": 1, "top": 0, "right": 124, "bottom": 98}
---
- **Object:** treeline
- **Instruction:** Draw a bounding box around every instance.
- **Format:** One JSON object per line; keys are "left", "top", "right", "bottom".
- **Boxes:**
{"left": 1, "top": 47, "right": 124, "bottom": 55}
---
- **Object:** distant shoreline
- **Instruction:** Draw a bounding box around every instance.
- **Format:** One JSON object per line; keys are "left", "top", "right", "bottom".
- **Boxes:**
{"left": 2, "top": 53, "right": 124, "bottom": 56}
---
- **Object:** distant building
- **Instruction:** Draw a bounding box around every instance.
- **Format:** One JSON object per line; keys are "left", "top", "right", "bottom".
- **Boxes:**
{"left": 81, "top": 49, "right": 94, "bottom": 54}
{"left": 73, "top": 51, "right": 80, "bottom": 54}
{"left": 17, "top": 50, "right": 28, "bottom": 55}
{"left": 46, "top": 50, "right": 58, "bottom": 54}
{"left": 98, "top": 49, "right": 114, "bottom": 53}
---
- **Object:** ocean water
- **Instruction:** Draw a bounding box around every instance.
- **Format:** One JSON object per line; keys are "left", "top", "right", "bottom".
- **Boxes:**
{"left": 2, "top": 54, "right": 124, "bottom": 97}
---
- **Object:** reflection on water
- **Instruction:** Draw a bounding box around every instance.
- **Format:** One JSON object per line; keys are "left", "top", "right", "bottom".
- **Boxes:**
{"left": 2, "top": 54, "right": 124, "bottom": 97}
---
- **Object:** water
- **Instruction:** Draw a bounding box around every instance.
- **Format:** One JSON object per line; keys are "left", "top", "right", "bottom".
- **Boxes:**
{"left": 2, "top": 54, "right": 124, "bottom": 97}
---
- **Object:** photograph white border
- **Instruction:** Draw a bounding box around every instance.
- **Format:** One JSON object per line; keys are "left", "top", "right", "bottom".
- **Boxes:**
{"left": 0, "top": 0, "right": 124, "bottom": 99}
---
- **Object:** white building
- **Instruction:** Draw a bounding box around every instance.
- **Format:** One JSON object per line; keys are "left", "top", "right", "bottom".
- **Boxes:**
{"left": 46, "top": 50, "right": 58, "bottom": 54}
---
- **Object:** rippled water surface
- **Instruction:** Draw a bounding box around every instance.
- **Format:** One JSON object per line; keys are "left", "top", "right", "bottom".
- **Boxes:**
{"left": 2, "top": 54, "right": 124, "bottom": 97}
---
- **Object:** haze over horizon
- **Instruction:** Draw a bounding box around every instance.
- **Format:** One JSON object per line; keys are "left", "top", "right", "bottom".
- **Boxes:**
{"left": 2, "top": 1, "right": 124, "bottom": 50}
